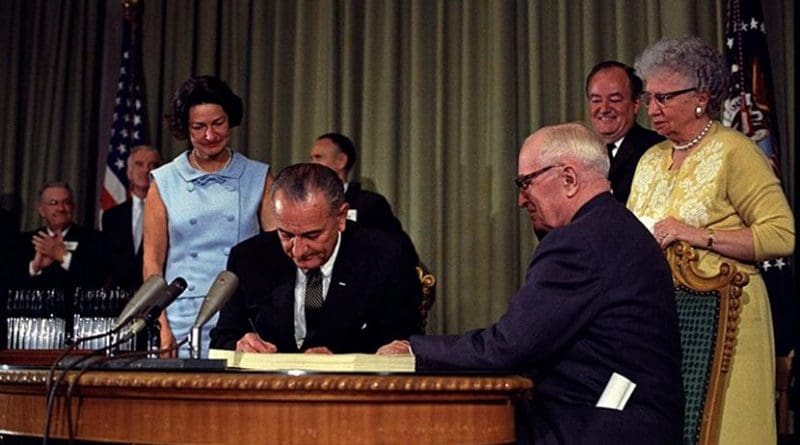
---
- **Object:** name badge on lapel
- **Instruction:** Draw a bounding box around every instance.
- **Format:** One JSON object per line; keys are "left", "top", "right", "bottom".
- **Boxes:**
{"left": 347, "top": 209, "right": 358, "bottom": 222}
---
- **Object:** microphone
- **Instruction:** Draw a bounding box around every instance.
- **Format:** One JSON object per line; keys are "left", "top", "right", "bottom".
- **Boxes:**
{"left": 142, "top": 277, "right": 188, "bottom": 321}
{"left": 189, "top": 271, "right": 239, "bottom": 359}
{"left": 193, "top": 271, "right": 239, "bottom": 329}
{"left": 115, "top": 275, "right": 168, "bottom": 329}
{"left": 119, "top": 318, "right": 149, "bottom": 341}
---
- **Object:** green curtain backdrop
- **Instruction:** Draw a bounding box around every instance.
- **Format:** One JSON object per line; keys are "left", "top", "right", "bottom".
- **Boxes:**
{"left": 0, "top": 0, "right": 795, "bottom": 334}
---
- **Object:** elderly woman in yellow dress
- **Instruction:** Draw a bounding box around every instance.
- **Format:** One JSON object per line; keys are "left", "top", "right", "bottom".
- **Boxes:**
{"left": 627, "top": 36, "right": 794, "bottom": 443}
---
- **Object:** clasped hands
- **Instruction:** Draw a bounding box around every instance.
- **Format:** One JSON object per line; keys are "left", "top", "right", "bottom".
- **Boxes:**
{"left": 652, "top": 216, "right": 704, "bottom": 249}
{"left": 31, "top": 230, "right": 68, "bottom": 272}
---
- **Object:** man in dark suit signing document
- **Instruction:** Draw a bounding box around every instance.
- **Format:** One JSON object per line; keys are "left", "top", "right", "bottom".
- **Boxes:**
{"left": 210, "top": 163, "right": 422, "bottom": 354}
{"left": 379, "top": 123, "right": 683, "bottom": 445}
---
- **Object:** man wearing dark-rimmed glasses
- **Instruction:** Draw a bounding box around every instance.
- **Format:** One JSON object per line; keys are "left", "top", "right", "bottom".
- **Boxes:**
{"left": 379, "top": 122, "right": 683, "bottom": 445}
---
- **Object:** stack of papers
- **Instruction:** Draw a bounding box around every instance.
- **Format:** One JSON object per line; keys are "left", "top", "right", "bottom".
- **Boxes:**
{"left": 209, "top": 349, "right": 415, "bottom": 373}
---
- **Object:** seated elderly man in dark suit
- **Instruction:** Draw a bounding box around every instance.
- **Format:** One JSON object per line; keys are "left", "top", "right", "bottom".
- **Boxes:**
{"left": 10, "top": 181, "right": 109, "bottom": 291}
{"left": 310, "top": 133, "right": 403, "bottom": 232}
{"left": 210, "top": 163, "right": 422, "bottom": 354}
{"left": 379, "top": 123, "right": 683, "bottom": 445}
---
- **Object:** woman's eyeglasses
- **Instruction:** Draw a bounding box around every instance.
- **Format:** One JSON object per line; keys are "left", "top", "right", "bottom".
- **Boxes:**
{"left": 639, "top": 87, "right": 696, "bottom": 107}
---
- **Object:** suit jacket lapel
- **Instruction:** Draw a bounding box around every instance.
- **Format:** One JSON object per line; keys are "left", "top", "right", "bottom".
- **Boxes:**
{"left": 122, "top": 201, "right": 139, "bottom": 256}
{"left": 610, "top": 125, "right": 642, "bottom": 177}
{"left": 312, "top": 232, "right": 363, "bottom": 346}
{"left": 271, "top": 270, "right": 298, "bottom": 351}
{"left": 323, "top": 232, "right": 358, "bottom": 313}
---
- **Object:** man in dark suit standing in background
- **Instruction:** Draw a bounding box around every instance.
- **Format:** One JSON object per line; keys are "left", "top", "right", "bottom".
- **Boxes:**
{"left": 379, "top": 123, "right": 683, "bottom": 445}
{"left": 11, "top": 182, "right": 109, "bottom": 291}
{"left": 102, "top": 145, "right": 161, "bottom": 289}
{"left": 310, "top": 133, "right": 403, "bottom": 231}
{"left": 586, "top": 61, "right": 664, "bottom": 204}
{"left": 211, "top": 163, "right": 421, "bottom": 354}
{"left": 0, "top": 206, "right": 17, "bottom": 281}
{"left": 0, "top": 207, "right": 16, "bottom": 239}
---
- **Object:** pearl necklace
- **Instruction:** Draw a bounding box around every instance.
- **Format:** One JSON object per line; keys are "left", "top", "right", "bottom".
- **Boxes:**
{"left": 190, "top": 147, "right": 233, "bottom": 173}
{"left": 673, "top": 120, "right": 713, "bottom": 151}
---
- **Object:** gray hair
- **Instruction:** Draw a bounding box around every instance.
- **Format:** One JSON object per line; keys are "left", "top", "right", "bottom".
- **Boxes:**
{"left": 38, "top": 181, "right": 73, "bottom": 201}
{"left": 127, "top": 145, "right": 161, "bottom": 173}
{"left": 270, "top": 163, "right": 345, "bottom": 215}
{"left": 634, "top": 36, "right": 728, "bottom": 118}
{"left": 536, "top": 122, "right": 609, "bottom": 178}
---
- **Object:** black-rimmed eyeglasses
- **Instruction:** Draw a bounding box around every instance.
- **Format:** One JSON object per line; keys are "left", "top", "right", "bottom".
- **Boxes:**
{"left": 514, "top": 164, "right": 559, "bottom": 190}
{"left": 639, "top": 87, "right": 696, "bottom": 107}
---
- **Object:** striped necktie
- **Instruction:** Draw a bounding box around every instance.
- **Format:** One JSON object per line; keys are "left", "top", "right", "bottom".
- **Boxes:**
{"left": 304, "top": 268, "right": 323, "bottom": 338}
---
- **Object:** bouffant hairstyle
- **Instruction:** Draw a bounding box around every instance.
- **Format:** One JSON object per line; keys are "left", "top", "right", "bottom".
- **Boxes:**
{"left": 635, "top": 36, "right": 728, "bottom": 118}
{"left": 165, "top": 76, "right": 244, "bottom": 140}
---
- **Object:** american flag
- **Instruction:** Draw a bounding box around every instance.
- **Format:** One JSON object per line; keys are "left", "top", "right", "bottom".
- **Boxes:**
{"left": 100, "top": 0, "right": 147, "bottom": 211}
{"left": 722, "top": 0, "right": 794, "bottom": 356}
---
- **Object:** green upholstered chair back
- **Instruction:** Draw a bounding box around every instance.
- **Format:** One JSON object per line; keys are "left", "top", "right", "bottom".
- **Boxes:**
{"left": 665, "top": 242, "right": 747, "bottom": 445}
{"left": 675, "top": 285, "right": 721, "bottom": 445}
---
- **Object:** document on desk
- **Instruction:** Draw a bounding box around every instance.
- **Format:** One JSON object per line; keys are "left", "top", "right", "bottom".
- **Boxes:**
{"left": 209, "top": 349, "right": 415, "bottom": 373}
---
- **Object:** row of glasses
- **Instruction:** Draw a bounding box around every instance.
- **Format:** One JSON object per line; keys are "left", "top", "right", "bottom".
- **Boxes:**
{"left": 4, "top": 287, "right": 137, "bottom": 351}
{"left": 73, "top": 287, "right": 135, "bottom": 351}
{"left": 6, "top": 289, "right": 67, "bottom": 350}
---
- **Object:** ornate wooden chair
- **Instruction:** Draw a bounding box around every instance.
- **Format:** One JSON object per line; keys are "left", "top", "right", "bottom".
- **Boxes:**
{"left": 416, "top": 263, "right": 437, "bottom": 333}
{"left": 665, "top": 241, "right": 747, "bottom": 445}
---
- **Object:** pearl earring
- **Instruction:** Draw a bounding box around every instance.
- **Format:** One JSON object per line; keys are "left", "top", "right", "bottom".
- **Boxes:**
{"left": 695, "top": 106, "right": 704, "bottom": 117}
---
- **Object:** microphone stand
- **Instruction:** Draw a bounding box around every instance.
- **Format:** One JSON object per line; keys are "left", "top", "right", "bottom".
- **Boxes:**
{"left": 190, "top": 325, "right": 202, "bottom": 359}
{"left": 147, "top": 318, "right": 161, "bottom": 359}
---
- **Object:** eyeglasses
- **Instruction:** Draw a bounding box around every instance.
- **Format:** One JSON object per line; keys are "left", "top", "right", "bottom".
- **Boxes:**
{"left": 639, "top": 87, "right": 696, "bottom": 107}
{"left": 514, "top": 164, "right": 559, "bottom": 190}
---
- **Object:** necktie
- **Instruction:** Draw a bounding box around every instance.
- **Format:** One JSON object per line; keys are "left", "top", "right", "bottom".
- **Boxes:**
{"left": 305, "top": 268, "right": 323, "bottom": 309}
{"left": 606, "top": 143, "right": 616, "bottom": 159}
{"left": 132, "top": 199, "right": 144, "bottom": 253}
{"left": 304, "top": 268, "right": 323, "bottom": 338}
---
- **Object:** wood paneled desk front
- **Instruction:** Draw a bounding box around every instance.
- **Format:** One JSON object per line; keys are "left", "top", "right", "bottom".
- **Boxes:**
{"left": 0, "top": 368, "right": 532, "bottom": 444}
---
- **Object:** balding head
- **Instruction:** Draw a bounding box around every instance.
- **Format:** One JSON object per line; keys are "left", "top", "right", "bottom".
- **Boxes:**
{"left": 517, "top": 122, "right": 610, "bottom": 234}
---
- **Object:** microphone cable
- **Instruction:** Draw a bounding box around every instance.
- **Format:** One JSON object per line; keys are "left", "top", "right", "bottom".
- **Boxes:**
{"left": 60, "top": 339, "right": 187, "bottom": 444}
{"left": 42, "top": 320, "right": 151, "bottom": 445}
{"left": 42, "top": 322, "right": 136, "bottom": 445}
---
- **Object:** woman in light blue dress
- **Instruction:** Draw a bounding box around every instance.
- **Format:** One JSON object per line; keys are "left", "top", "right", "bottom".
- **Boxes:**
{"left": 143, "top": 76, "right": 275, "bottom": 357}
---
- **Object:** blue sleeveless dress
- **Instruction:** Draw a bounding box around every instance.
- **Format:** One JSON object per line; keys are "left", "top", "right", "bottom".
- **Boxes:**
{"left": 151, "top": 150, "right": 268, "bottom": 357}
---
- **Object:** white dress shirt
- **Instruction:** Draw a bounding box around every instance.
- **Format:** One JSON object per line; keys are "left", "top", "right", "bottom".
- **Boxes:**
{"left": 293, "top": 231, "right": 343, "bottom": 348}
{"left": 131, "top": 194, "right": 144, "bottom": 253}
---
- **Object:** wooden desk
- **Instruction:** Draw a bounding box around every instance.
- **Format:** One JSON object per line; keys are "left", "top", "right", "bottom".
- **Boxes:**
{"left": 0, "top": 368, "right": 532, "bottom": 444}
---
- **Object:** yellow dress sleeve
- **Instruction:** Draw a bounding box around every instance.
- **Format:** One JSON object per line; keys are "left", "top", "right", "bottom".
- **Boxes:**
{"left": 723, "top": 135, "right": 794, "bottom": 259}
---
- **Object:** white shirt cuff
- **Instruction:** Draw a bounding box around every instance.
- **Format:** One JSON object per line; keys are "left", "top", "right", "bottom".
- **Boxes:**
{"left": 60, "top": 251, "right": 73, "bottom": 271}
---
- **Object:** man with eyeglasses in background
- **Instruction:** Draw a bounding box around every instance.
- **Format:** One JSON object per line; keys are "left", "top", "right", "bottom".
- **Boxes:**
{"left": 9, "top": 181, "right": 110, "bottom": 291}
{"left": 379, "top": 122, "right": 683, "bottom": 445}
{"left": 586, "top": 61, "right": 664, "bottom": 204}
